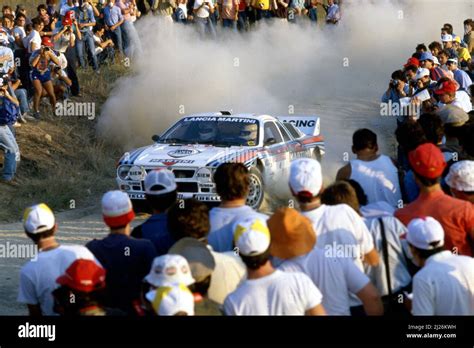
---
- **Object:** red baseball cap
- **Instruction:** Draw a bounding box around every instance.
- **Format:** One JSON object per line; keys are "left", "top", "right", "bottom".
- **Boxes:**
{"left": 434, "top": 79, "right": 458, "bottom": 95}
{"left": 62, "top": 10, "right": 74, "bottom": 26}
{"left": 56, "top": 259, "right": 106, "bottom": 293}
{"left": 41, "top": 36, "right": 54, "bottom": 47}
{"left": 409, "top": 143, "right": 447, "bottom": 179}
{"left": 404, "top": 57, "right": 420, "bottom": 68}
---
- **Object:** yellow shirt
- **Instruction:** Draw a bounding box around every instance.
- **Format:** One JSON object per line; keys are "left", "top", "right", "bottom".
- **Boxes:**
{"left": 457, "top": 47, "right": 472, "bottom": 62}
{"left": 253, "top": 0, "right": 269, "bottom": 10}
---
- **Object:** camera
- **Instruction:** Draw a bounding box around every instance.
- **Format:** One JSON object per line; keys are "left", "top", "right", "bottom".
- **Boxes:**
{"left": 0, "top": 74, "right": 9, "bottom": 86}
{"left": 390, "top": 79, "right": 399, "bottom": 88}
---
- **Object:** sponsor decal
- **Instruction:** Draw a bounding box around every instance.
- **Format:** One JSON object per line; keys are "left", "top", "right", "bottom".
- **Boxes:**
{"left": 128, "top": 166, "right": 145, "bottom": 181}
{"left": 128, "top": 193, "right": 145, "bottom": 199}
{"left": 149, "top": 159, "right": 195, "bottom": 165}
{"left": 168, "top": 149, "right": 200, "bottom": 158}
{"left": 285, "top": 119, "right": 315, "bottom": 128}
{"left": 183, "top": 117, "right": 257, "bottom": 124}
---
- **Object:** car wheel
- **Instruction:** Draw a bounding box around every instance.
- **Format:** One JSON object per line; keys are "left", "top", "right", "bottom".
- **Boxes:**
{"left": 246, "top": 167, "right": 265, "bottom": 211}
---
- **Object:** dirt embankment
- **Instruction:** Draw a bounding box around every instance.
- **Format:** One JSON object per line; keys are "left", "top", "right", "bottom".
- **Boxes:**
{"left": 0, "top": 66, "right": 129, "bottom": 223}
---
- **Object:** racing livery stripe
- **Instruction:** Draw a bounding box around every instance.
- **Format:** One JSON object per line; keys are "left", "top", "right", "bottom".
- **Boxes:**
{"left": 127, "top": 147, "right": 148, "bottom": 164}
{"left": 300, "top": 135, "right": 324, "bottom": 145}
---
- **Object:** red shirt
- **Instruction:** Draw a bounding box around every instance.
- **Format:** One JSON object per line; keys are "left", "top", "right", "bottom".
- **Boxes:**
{"left": 395, "top": 189, "right": 474, "bottom": 256}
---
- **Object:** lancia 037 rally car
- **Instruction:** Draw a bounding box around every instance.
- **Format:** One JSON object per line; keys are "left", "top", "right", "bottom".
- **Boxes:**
{"left": 116, "top": 112, "right": 324, "bottom": 210}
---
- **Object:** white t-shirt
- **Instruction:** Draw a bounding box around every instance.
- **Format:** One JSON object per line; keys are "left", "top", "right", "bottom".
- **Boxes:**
{"left": 208, "top": 246, "right": 247, "bottom": 305}
{"left": 223, "top": 269, "right": 322, "bottom": 315}
{"left": 53, "top": 28, "right": 76, "bottom": 53}
{"left": 24, "top": 30, "right": 42, "bottom": 54}
{"left": 363, "top": 216, "right": 412, "bottom": 296}
{"left": 13, "top": 26, "right": 26, "bottom": 50}
{"left": 208, "top": 205, "right": 268, "bottom": 252}
{"left": 17, "top": 244, "right": 98, "bottom": 316}
{"left": 302, "top": 204, "right": 375, "bottom": 271}
{"left": 350, "top": 155, "right": 402, "bottom": 208}
{"left": 360, "top": 201, "right": 395, "bottom": 219}
{"left": 278, "top": 248, "right": 370, "bottom": 315}
{"left": 193, "top": 0, "right": 214, "bottom": 18}
{"left": 437, "top": 91, "right": 472, "bottom": 113}
{"left": 412, "top": 251, "right": 474, "bottom": 315}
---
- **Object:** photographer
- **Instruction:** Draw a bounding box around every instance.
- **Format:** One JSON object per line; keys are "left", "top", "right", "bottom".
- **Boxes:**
{"left": 93, "top": 24, "right": 115, "bottom": 66}
{"left": 0, "top": 75, "right": 20, "bottom": 184}
{"left": 381, "top": 70, "right": 410, "bottom": 124}
{"left": 47, "top": 65, "right": 72, "bottom": 100}
{"left": 193, "top": 0, "right": 217, "bottom": 39}
{"left": 29, "top": 37, "right": 61, "bottom": 119}
{"left": 53, "top": 11, "right": 81, "bottom": 97}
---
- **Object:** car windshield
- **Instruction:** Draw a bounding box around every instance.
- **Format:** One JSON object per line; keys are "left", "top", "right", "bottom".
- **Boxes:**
{"left": 160, "top": 117, "right": 260, "bottom": 147}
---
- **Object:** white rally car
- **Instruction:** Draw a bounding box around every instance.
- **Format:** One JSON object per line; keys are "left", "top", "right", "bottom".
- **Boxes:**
{"left": 116, "top": 112, "right": 324, "bottom": 210}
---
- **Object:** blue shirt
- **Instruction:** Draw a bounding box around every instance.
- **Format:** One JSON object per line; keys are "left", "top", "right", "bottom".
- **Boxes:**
{"left": 452, "top": 68, "right": 473, "bottom": 93}
{"left": 86, "top": 234, "right": 157, "bottom": 314}
{"left": 78, "top": 6, "right": 96, "bottom": 32}
{"left": 103, "top": 5, "right": 124, "bottom": 27}
{"left": 131, "top": 213, "right": 175, "bottom": 256}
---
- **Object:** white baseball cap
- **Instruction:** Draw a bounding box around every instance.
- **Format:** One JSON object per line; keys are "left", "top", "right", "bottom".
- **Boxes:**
{"left": 101, "top": 190, "right": 135, "bottom": 228}
{"left": 233, "top": 216, "right": 270, "bottom": 256}
{"left": 289, "top": 158, "right": 323, "bottom": 197}
{"left": 23, "top": 203, "right": 55, "bottom": 234}
{"left": 407, "top": 217, "right": 445, "bottom": 250}
{"left": 144, "top": 168, "right": 177, "bottom": 195}
{"left": 447, "top": 57, "right": 458, "bottom": 65}
{"left": 415, "top": 68, "right": 430, "bottom": 80}
{"left": 144, "top": 254, "right": 195, "bottom": 287}
{"left": 432, "top": 56, "right": 440, "bottom": 65}
{"left": 445, "top": 160, "right": 474, "bottom": 192}
{"left": 146, "top": 284, "right": 195, "bottom": 316}
{"left": 441, "top": 34, "right": 453, "bottom": 42}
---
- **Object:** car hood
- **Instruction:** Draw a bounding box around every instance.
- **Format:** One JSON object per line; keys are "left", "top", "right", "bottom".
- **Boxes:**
{"left": 128, "top": 143, "right": 253, "bottom": 168}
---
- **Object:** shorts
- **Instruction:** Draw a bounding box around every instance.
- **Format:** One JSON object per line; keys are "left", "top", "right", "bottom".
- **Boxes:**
{"left": 30, "top": 69, "right": 51, "bottom": 84}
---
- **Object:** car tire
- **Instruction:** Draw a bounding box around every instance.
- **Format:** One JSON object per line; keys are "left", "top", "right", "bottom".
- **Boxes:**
{"left": 246, "top": 167, "right": 266, "bottom": 211}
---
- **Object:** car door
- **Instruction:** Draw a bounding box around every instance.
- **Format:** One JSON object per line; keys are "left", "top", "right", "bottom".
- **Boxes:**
{"left": 262, "top": 121, "right": 288, "bottom": 198}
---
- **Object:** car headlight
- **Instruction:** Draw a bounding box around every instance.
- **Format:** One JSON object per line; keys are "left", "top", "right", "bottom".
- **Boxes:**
{"left": 196, "top": 167, "right": 213, "bottom": 183}
{"left": 117, "top": 165, "right": 132, "bottom": 180}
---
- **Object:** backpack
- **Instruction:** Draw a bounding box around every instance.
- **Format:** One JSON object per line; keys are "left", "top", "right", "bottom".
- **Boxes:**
{"left": 0, "top": 96, "right": 19, "bottom": 126}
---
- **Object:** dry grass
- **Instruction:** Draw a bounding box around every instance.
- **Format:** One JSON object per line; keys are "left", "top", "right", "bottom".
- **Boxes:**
{"left": 0, "top": 64, "right": 130, "bottom": 222}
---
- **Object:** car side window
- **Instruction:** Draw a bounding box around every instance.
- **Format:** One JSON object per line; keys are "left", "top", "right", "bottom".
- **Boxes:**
{"left": 263, "top": 122, "right": 284, "bottom": 145}
{"left": 276, "top": 122, "right": 291, "bottom": 142}
{"left": 283, "top": 122, "right": 302, "bottom": 139}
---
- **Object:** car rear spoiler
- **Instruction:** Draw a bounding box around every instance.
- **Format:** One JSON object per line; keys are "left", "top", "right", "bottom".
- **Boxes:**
{"left": 275, "top": 115, "right": 321, "bottom": 137}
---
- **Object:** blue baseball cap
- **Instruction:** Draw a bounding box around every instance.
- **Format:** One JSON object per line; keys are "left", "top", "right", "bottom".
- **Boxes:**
{"left": 419, "top": 52, "right": 434, "bottom": 62}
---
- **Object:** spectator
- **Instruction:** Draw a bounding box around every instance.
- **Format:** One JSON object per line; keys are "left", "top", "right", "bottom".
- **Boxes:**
{"left": 143, "top": 254, "right": 195, "bottom": 314}
{"left": 52, "top": 11, "right": 81, "bottom": 97}
{"left": 453, "top": 35, "right": 471, "bottom": 67}
{"left": 428, "top": 41, "right": 443, "bottom": 56}
{"left": 464, "top": 19, "right": 474, "bottom": 55}
{"left": 0, "top": 75, "right": 20, "bottom": 135}
{"left": 49, "top": 64, "right": 72, "bottom": 100}
{"left": 218, "top": 0, "right": 239, "bottom": 31}
{"left": 152, "top": 0, "right": 176, "bottom": 19}
{"left": 86, "top": 191, "right": 157, "bottom": 315}
{"left": 236, "top": 0, "right": 249, "bottom": 30}
{"left": 169, "top": 238, "right": 222, "bottom": 315}
{"left": 207, "top": 162, "right": 267, "bottom": 252}
{"left": 288, "top": 0, "right": 307, "bottom": 23}
{"left": 103, "top": 0, "right": 125, "bottom": 57}
{"left": 420, "top": 51, "right": 451, "bottom": 82}
{"left": 446, "top": 58, "right": 472, "bottom": 92}
{"left": 24, "top": 18, "right": 43, "bottom": 54}
{"left": 408, "top": 217, "right": 474, "bottom": 315}
{"left": 445, "top": 161, "right": 474, "bottom": 204}
{"left": 17, "top": 204, "right": 98, "bottom": 315}
{"left": 0, "top": 76, "right": 20, "bottom": 184}
{"left": 395, "top": 143, "right": 474, "bottom": 256}
{"left": 307, "top": 0, "right": 320, "bottom": 24}
{"left": 131, "top": 169, "right": 177, "bottom": 255}
{"left": 167, "top": 199, "right": 246, "bottom": 305}
{"left": 322, "top": 0, "right": 340, "bottom": 24}
{"left": 336, "top": 128, "right": 402, "bottom": 208}
{"left": 441, "top": 34, "right": 457, "bottom": 58}
{"left": 223, "top": 216, "right": 326, "bottom": 315}
{"left": 381, "top": 70, "right": 410, "bottom": 124}
{"left": 77, "top": 1, "right": 100, "bottom": 72}
{"left": 29, "top": 37, "right": 61, "bottom": 118}
{"left": 269, "top": 206, "right": 383, "bottom": 316}
{"left": 173, "top": 0, "right": 189, "bottom": 23}
{"left": 193, "top": 0, "right": 217, "bottom": 39}
{"left": 59, "top": 0, "right": 77, "bottom": 16}
{"left": 437, "top": 49, "right": 451, "bottom": 71}
{"left": 37, "top": 4, "right": 51, "bottom": 29}
{"left": 322, "top": 180, "right": 412, "bottom": 314}
{"left": 93, "top": 24, "right": 115, "bottom": 65}
{"left": 434, "top": 78, "right": 472, "bottom": 113}
{"left": 290, "top": 158, "right": 379, "bottom": 271}
{"left": 116, "top": 0, "right": 142, "bottom": 58}
{"left": 52, "top": 259, "right": 122, "bottom": 316}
